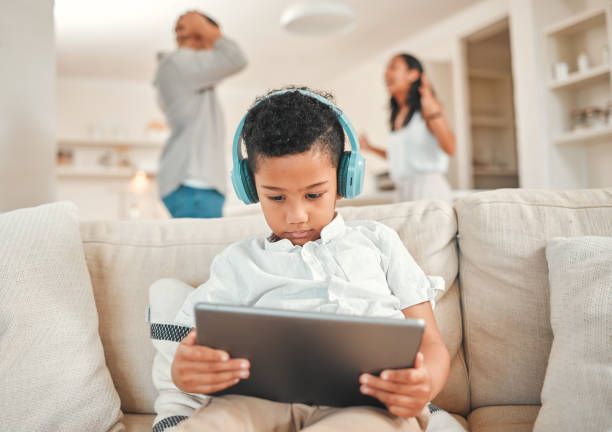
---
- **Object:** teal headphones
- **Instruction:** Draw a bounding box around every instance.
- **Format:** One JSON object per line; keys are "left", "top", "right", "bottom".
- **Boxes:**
{"left": 231, "top": 89, "right": 365, "bottom": 204}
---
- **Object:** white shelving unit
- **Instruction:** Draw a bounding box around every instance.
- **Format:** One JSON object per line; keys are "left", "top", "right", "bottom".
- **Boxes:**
{"left": 56, "top": 136, "right": 163, "bottom": 177}
{"left": 57, "top": 166, "right": 157, "bottom": 179}
{"left": 548, "top": 64, "right": 610, "bottom": 90}
{"left": 554, "top": 126, "right": 612, "bottom": 146}
{"left": 545, "top": 8, "right": 611, "bottom": 140}
{"left": 544, "top": 7, "right": 607, "bottom": 38}
{"left": 58, "top": 137, "right": 165, "bottom": 149}
{"left": 56, "top": 136, "right": 166, "bottom": 219}
{"left": 473, "top": 167, "right": 518, "bottom": 176}
{"left": 543, "top": 5, "right": 612, "bottom": 188}
{"left": 471, "top": 115, "right": 512, "bottom": 128}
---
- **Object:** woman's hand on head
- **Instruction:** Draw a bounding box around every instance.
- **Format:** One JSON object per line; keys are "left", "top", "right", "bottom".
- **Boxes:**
{"left": 418, "top": 75, "right": 442, "bottom": 119}
{"left": 171, "top": 329, "right": 250, "bottom": 394}
{"left": 358, "top": 133, "right": 373, "bottom": 152}
{"left": 359, "top": 352, "right": 432, "bottom": 418}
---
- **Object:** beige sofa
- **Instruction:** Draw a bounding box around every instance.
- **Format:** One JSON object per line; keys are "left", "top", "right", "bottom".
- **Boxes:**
{"left": 2, "top": 188, "right": 610, "bottom": 431}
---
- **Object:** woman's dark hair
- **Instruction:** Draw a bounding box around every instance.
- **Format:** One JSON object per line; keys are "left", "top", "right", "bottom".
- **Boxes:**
{"left": 389, "top": 54, "right": 423, "bottom": 130}
{"left": 241, "top": 86, "right": 345, "bottom": 173}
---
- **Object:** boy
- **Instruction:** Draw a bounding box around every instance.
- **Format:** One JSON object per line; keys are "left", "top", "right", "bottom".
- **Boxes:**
{"left": 169, "top": 87, "right": 450, "bottom": 431}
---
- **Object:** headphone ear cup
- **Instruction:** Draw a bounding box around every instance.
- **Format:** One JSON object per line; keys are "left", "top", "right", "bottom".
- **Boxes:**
{"left": 337, "top": 151, "right": 365, "bottom": 198}
{"left": 337, "top": 151, "right": 351, "bottom": 197}
{"left": 240, "top": 159, "right": 259, "bottom": 203}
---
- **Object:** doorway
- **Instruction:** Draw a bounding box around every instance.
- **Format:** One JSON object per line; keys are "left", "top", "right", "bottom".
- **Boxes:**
{"left": 465, "top": 18, "right": 519, "bottom": 189}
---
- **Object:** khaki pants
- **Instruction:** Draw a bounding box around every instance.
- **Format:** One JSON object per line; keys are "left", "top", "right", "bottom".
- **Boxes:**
{"left": 175, "top": 395, "right": 429, "bottom": 432}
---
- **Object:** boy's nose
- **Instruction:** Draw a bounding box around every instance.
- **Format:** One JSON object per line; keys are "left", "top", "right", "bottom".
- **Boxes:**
{"left": 286, "top": 204, "right": 308, "bottom": 224}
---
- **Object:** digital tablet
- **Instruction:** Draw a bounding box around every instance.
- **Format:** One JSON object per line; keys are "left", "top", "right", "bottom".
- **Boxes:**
{"left": 194, "top": 303, "right": 425, "bottom": 408}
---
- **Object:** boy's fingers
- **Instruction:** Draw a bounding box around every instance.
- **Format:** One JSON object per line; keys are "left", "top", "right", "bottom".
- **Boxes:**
{"left": 360, "top": 386, "right": 416, "bottom": 408}
{"left": 414, "top": 352, "right": 424, "bottom": 369}
{"left": 185, "top": 359, "right": 249, "bottom": 373}
{"left": 377, "top": 368, "right": 426, "bottom": 384}
{"left": 181, "top": 329, "right": 197, "bottom": 345}
{"left": 359, "top": 375, "right": 425, "bottom": 395}
{"left": 194, "top": 378, "right": 241, "bottom": 395}
{"left": 181, "top": 344, "right": 229, "bottom": 362}
{"left": 197, "top": 369, "right": 248, "bottom": 385}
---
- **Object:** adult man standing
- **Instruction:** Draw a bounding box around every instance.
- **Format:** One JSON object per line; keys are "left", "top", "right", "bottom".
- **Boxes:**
{"left": 155, "top": 11, "right": 247, "bottom": 218}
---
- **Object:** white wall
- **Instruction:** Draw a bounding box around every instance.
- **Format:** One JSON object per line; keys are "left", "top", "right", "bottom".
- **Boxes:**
{"left": 0, "top": 0, "right": 56, "bottom": 212}
{"left": 57, "top": 78, "right": 165, "bottom": 141}
{"left": 507, "top": 0, "right": 552, "bottom": 188}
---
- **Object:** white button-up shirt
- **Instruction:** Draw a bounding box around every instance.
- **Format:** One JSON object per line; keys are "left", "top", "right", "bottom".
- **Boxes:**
{"left": 175, "top": 214, "right": 444, "bottom": 326}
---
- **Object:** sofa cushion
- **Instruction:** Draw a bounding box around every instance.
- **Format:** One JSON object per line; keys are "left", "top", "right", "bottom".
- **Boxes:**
{"left": 80, "top": 199, "right": 466, "bottom": 415}
{"left": 0, "top": 202, "right": 123, "bottom": 432}
{"left": 123, "top": 414, "right": 155, "bottom": 432}
{"left": 534, "top": 236, "right": 612, "bottom": 431}
{"left": 149, "top": 278, "right": 204, "bottom": 432}
{"left": 454, "top": 188, "right": 612, "bottom": 408}
{"left": 468, "top": 405, "right": 540, "bottom": 432}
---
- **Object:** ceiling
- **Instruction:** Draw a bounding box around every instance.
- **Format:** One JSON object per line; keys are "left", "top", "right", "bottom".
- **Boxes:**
{"left": 55, "top": 0, "right": 482, "bottom": 88}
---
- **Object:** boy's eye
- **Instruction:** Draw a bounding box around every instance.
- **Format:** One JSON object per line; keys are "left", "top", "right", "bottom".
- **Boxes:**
{"left": 306, "top": 193, "right": 323, "bottom": 199}
{"left": 268, "top": 195, "right": 285, "bottom": 201}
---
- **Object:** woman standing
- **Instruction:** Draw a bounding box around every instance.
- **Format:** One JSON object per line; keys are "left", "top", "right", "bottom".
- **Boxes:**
{"left": 360, "top": 54, "right": 455, "bottom": 202}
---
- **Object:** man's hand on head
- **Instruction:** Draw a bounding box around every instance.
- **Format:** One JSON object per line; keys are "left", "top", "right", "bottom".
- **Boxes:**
{"left": 175, "top": 11, "right": 221, "bottom": 50}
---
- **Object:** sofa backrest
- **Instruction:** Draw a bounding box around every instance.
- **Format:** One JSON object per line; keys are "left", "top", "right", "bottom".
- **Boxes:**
{"left": 454, "top": 188, "right": 612, "bottom": 410}
{"left": 80, "top": 200, "right": 466, "bottom": 415}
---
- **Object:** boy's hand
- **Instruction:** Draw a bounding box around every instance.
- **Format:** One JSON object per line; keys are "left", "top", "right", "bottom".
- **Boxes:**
{"left": 359, "top": 352, "right": 431, "bottom": 418}
{"left": 171, "top": 329, "right": 250, "bottom": 394}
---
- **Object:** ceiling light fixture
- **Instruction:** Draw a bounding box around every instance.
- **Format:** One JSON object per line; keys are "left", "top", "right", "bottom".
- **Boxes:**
{"left": 280, "top": 2, "right": 356, "bottom": 36}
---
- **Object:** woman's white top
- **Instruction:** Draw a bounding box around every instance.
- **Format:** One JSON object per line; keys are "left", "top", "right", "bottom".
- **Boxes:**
{"left": 387, "top": 111, "right": 449, "bottom": 180}
{"left": 175, "top": 213, "right": 444, "bottom": 327}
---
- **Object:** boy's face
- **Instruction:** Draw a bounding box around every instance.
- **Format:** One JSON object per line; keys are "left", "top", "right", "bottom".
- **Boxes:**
{"left": 253, "top": 148, "right": 341, "bottom": 246}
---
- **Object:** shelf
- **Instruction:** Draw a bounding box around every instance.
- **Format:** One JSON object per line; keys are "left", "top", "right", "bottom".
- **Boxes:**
{"left": 58, "top": 138, "right": 165, "bottom": 149}
{"left": 554, "top": 126, "right": 612, "bottom": 145}
{"left": 544, "top": 8, "right": 607, "bottom": 37}
{"left": 471, "top": 115, "right": 512, "bottom": 128}
{"left": 473, "top": 167, "right": 518, "bottom": 176}
{"left": 549, "top": 64, "right": 610, "bottom": 90}
{"left": 57, "top": 166, "right": 157, "bottom": 178}
{"left": 469, "top": 68, "right": 511, "bottom": 80}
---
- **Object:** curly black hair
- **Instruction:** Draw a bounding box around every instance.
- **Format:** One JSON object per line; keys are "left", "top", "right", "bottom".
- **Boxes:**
{"left": 241, "top": 86, "right": 345, "bottom": 173}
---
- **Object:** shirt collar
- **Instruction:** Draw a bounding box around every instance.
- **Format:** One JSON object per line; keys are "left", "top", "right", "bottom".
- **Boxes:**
{"left": 264, "top": 213, "right": 345, "bottom": 251}
{"left": 320, "top": 212, "right": 345, "bottom": 243}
